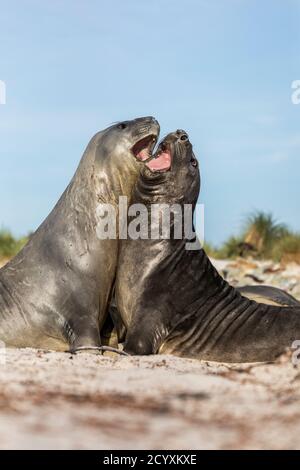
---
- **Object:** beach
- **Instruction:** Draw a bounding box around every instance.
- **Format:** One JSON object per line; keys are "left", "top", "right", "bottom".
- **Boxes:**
{"left": 0, "top": 348, "right": 299, "bottom": 450}
{"left": 0, "top": 258, "right": 299, "bottom": 450}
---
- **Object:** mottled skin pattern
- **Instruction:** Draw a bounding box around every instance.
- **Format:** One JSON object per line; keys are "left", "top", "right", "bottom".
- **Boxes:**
{"left": 0, "top": 117, "right": 160, "bottom": 351}
{"left": 116, "top": 131, "right": 300, "bottom": 363}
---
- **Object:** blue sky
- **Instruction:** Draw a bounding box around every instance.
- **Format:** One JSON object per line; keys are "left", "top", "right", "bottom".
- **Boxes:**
{"left": 0, "top": 0, "right": 299, "bottom": 245}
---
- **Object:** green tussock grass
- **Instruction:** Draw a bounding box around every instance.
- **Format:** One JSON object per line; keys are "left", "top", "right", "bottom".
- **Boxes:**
{"left": 242, "top": 211, "right": 289, "bottom": 258}
{"left": 271, "top": 233, "right": 300, "bottom": 263}
{"left": 206, "top": 211, "right": 300, "bottom": 263}
{"left": 0, "top": 229, "right": 28, "bottom": 259}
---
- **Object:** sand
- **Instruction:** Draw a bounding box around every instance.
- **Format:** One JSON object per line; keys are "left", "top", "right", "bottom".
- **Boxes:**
{"left": 0, "top": 348, "right": 300, "bottom": 450}
{"left": 0, "top": 257, "right": 300, "bottom": 449}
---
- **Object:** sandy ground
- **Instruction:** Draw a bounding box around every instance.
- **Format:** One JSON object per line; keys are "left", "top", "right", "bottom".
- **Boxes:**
{"left": 1, "top": 257, "right": 300, "bottom": 449}
{"left": 0, "top": 348, "right": 300, "bottom": 450}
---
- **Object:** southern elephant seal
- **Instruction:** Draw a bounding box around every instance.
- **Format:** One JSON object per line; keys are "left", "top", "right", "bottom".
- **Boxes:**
{"left": 0, "top": 116, "right": 160, "bottom": 352}
{"left": 115, "top": 130, "right": 300, "bottom": 362}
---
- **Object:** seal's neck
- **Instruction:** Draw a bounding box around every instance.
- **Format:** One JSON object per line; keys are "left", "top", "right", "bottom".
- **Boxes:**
{"left": 71, "top": 144, "right": 138, "bottom": 203}
{"left": 134, "top": 172, "right": 176, "bottom": 205}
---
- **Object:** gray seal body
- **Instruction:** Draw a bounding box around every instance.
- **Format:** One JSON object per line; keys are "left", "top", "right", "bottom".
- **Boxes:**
{"left": 116, "top": 131, "right": 300, "bottom": 363}
{"left": 0, "top": 117, "right": 160, "bottom": 351}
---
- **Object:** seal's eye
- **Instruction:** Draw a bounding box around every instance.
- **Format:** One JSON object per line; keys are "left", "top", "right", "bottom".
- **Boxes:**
{"left": 118, "top": 123, "right": 127, "bottom": 130}
{"left": 180, "top": 134, "right": 189, "bottom": 142}
{"left": 191, "top": 158, "right": 198, "bottom": 167}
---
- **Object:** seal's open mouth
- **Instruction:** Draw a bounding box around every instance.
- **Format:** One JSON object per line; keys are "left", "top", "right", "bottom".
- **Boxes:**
{"left": 146, "top": 142, "right": 172, "bottom": 172}
{"left": 132, "top": 135, "right": 157, "bottom": 161}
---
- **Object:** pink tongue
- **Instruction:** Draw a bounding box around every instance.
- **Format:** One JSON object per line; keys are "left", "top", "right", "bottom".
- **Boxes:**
{"left": 146, "top": 151, "right": 171, "bottom": 171}
{"left": 137, "top": 148, "right": 150, "bottom": 161}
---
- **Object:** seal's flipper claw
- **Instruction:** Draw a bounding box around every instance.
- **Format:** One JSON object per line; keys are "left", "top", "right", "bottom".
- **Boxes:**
{"left": 99, "top": 346, "right": 130, "bottom": 356}
{"left": 70, "top": 346, "right": 129, "bottom": 357}
{"left": 69, "top": 346, "right": 103, "bottom": 355}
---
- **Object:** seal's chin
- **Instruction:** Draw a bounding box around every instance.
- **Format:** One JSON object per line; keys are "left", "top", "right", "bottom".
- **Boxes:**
{"left": 146, "top": 143, "right": 172, "bottom": 173}
{"left": 131, "top": 135, "right": 157, "bottom": 162}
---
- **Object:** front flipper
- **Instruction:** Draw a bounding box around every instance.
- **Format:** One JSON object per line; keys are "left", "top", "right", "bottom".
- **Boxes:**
{"left": 67, "top": 311, "right": 129, "bottom": 356}
{"left": 63, "top": 313, "right": 102, "bottom": 353}
{"left": 70, "top": 345, "right": 129, "bottom": 356}
{"left": 124, "top": 334, "right": 154, "bottom": 355}
{"left": 124, "top": 309, "right": 169, "bottom": 356}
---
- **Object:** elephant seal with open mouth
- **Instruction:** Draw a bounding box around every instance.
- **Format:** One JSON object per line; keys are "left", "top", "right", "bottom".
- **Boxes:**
{"left": 115, "top": 130, "right": 300, "bottom": 362}
{"left": 0, "top": 116, "right": 160, "bottom": 352}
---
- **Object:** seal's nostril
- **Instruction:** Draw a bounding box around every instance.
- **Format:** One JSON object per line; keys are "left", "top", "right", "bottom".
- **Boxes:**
{"left": 175, "top": 129, "right": 189, "bottom": 141}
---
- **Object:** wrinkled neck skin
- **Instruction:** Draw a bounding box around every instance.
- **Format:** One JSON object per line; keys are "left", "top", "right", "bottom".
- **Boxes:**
{"left": 134, "top": 169, "right": 186, "bottom": 206}
{"left": 131, "top": 170, "right": 194, "bottom": 244}
{"left": 123, "top": 185, "right": 300, "bottom": 363}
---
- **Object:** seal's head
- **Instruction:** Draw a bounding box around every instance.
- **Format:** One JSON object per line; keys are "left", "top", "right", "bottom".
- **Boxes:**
{"left": 95, "top": 116, "right": 160, "bottom": 166}
{"left": 138, "top": 129, "right": 200, "bottom": 205}
{"left": 79, "top": 116, "right": 160, "bottom": 200}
